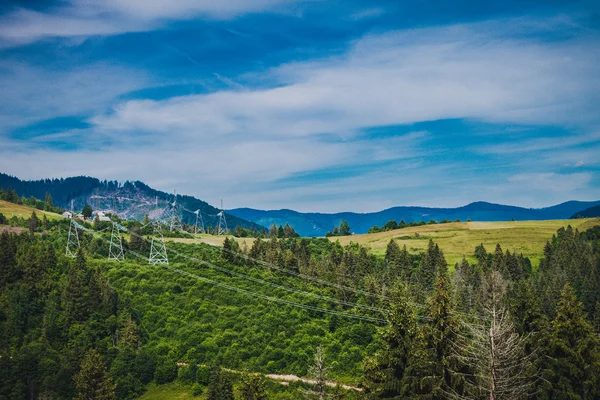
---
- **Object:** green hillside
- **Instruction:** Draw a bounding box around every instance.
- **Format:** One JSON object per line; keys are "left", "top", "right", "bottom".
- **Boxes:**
{"left": 329, "top": 218, "right": 600, "bottom": 267}
{"left": 2, "top": 212, "right": 600, "bottom": 399}
{"left": 0, "top": 199, "right": 62, "bottom": 220}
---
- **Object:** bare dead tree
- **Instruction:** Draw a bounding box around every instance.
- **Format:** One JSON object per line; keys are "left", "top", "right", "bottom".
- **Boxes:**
{"left": 302, "top": 345, "right": 329, "bottom": 400}
{"left": 447, "top": 269, "right": 540, "bottom": 400}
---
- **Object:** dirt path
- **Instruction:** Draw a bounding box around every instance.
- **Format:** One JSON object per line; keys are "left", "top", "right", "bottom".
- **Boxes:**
{"left": 178, "top": 363, "right": 362, "bottom": 392}
{"left": 265, "top": 373, "right": 362, "bottom": 391}
{"left": 0, "top": 226, "right": 27, "bottom": 234}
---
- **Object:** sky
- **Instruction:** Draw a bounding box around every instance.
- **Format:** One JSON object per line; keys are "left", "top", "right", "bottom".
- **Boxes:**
{"left": 0, "top": 0, "right": 599, "bottom": 212}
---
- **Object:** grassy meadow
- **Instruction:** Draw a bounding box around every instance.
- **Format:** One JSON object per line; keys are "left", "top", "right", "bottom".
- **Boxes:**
{"left": 166, "top": 218, "right": 600, "bottom": 268}
{"left": 0, "top": 199, "right": 63, "bottom": 220}
{"left": 329, "top": 218, "right": 600, "bottom": 267}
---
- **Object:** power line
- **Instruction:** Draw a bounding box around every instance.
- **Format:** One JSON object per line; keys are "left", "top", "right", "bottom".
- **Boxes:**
{"left": 76, "top": 225, "right": 387, "bottom": 324}
{"left": 219, "top": 245, "right": 393, "bottom": 302}
{"left": 128, "top": 230, "right": 388, "bottom": 314}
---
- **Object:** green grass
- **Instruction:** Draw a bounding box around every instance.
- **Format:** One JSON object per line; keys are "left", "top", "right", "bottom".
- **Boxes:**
{"left": 163, "top": 218, "right": 600, "bottom": 268}
{"left": 0, "top": 199, "right": 62, "bottom": 220}
{"left": 138, "top": 382, "right": 197, "bottom": 400}
{"left": 329, "top": 218, "right": 600, "bottom": 267}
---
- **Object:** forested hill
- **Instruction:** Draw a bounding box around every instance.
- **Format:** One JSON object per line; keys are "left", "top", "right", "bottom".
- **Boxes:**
{"left": 0, "top": 173, "right": 262, "bottom": 230}
{"left": 572, "top": 205, "right": 600, "bottom": 219}
{"left": 230, "top": 200, "right": 600, "bottom": 237}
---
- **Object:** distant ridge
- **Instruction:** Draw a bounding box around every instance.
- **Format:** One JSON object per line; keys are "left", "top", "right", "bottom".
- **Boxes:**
{"left": 571, "top": 205, "right": 600, "bottom": 219}
{"left": 230, "top": 200, "right": 600, "bottom": 237}
{"left": 0, "top": 172, "right": 262, "bottom": 231}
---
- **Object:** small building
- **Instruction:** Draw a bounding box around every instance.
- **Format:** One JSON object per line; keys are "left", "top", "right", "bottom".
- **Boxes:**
{"left": 93, "top": 210, "right": 112, "bottom": 222}
{"left": 62, "top": 211, "right": 72, "bottom": 219}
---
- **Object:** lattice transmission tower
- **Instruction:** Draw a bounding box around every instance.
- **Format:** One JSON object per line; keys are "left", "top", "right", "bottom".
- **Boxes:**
{"left": 194, "top": 209, "right": 205, "bottom": 234}
{"left": 169, "top": 190, "right": 183, "bottom": 232}
{"left": 149, "top": 221, "right": 169, "bottom": 265}
{"left": 108, "top": 222, "right": 125, "bottom": 261}
{"left": 217, "top": 199, "right": 228, "bottom": 235}
{"left": 66, "top": 200, "right": 80, "bottom": 257}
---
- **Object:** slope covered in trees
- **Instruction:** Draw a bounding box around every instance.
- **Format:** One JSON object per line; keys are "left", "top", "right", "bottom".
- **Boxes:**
{"left": 0, "top": 172, "right": 262, "bottom": 232}
{"left": 572, "top": 205, "right": 600, "bottom": 219}
{"left": 1, "top": 212, "right": 600, "bottom": 399}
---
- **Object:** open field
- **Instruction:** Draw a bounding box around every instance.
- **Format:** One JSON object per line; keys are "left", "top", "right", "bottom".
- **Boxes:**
{"left": 330, "top": 218, "right": 600, "bottom": 267}
{"left": 0, "top": 199, "right": 63, "bottom": 220}
{"left": 165, "top": 218, "right": 600, "bottom": 268}
{"left": 165, "top": 234, "right": 256, "bottom": 248}
{"left": 138, "top": 383, "right": 196, "bottom": 400}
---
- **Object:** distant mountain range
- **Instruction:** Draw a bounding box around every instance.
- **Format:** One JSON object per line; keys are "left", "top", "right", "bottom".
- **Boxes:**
{"left": 3, "top": 172, "right": 598, "bottom": 237}
{"left": 229, "top": 200, "right": 600, "bottom": 237}
{"left": 571, "top": 205, "right": 600, "bottom": 219}
{"left": 0, "top": 173, "right": 262, "bottom": 231}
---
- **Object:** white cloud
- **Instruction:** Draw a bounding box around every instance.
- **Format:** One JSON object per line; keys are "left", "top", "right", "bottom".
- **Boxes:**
{"left": 1, "top": 15, "right": 599, "bottom": 211}
{"left": 0, "top": 0, "right": 306, "bottom": 45}
{"left": 90, "top": 17, "right": 600, "bottom": 144}
{"left": 0, "top": 60, "right": 149, "bottom": 134}
{"left": 0, "top": 132, "right": 428, "bottom": 211}
{"left": 474, "top": 131, "right": 600, "bottom": 155}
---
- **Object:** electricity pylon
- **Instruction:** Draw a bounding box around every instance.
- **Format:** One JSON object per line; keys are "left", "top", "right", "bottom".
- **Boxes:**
{"left": 149, "top": 221, "right": 168, "bottom": 265}
{"left": 66, "top": 218, "right": 80, "bottom": 258}
{"left": 194, "top": 209, "right": 205, "bottom": 234}
{"left": 169, "top": 190, "right": 183, "bottom": 232}
{"left": 217, "top": 199, "right": 228, "bottom": 235}
{"left": 66, "top": 199, "right": 80, "bottom": 257}
{"left": 108, "top": 222, "right": 125, "bottom": 261}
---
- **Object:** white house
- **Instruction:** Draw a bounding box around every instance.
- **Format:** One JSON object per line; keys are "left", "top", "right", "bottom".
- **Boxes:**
{"left": 62, "top": 211, "right": 72, "bottom": 219}
{"left": 92, "top": 210, "right": 112, "bottom": 222}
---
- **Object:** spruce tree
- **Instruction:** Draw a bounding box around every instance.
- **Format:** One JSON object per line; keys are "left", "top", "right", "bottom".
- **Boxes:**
{"left": 541, "top": 283, "right": 600, "bottom": 398}
{"left": 206, "top": 366, "right": 234, "bottom": 400}
{"left": 363, "top": 288, "right": 418, "bottom": 397}
{"left": 73, "top": 348, "right": 116, "bottom": 400}
{"left": 239, "top": 371, "right": 268, "bottom": 400}
{"left": 419, "top": 268, "right": 461, "bottom": 398}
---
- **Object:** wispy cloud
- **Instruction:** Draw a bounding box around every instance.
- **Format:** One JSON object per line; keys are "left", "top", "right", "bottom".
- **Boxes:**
{"left": 0, "top": 0, "right": 306, "bottom": 45}
{"left": 474, "top": 131, "right": 600, "bottom": 155}
{"left": 0, "top": 60, "right": 149, "bottom": 134}
{"left": 89, "top": 17, "right": 600, "bottom": 144}
{"left": 1, "top": 7, "right": 599, "bottom": 211}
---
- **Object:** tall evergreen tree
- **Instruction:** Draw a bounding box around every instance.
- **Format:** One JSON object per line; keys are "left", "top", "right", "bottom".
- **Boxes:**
{"left": 206, "top": 366, "right": 234, "bottom": 400}
{"left": 541, "top": 283, "right": 600, "bottom": 398}
{"left": 363, "top": 288, "right": 418, "bottom": 397}
{"left": 73, "top": 348, "right": 116, "bottom": 400}
{"left": 239, "top": 371, "right": 268, "bottom": 400}
{"left": 417, "top": 268, "right": 461, "bottom": 398}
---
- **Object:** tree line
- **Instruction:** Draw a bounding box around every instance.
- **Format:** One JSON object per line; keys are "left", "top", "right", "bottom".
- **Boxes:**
{"left": 1, "top": 209, "right": 599, "bottom": 399}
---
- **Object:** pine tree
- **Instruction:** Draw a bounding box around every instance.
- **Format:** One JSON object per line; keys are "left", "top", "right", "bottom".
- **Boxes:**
{"left": 82, "top": 204, "right": 93, "bottom": 218}
{"left": 206, "top": 366, "right": 234, "bottom": 400}
{"left": 417, "top": 240, "right": 446, "bottom": 291}
{"left": 239, "top": 371, "right": 268, "bottom": 400}
{"left": 44, "top": 192, "right": 53, "bottom": 207}
{"left": 363, "top": 288, "right": 418, "bottom": 397}
{"left": 73, "top": 348, "right": 116, "bottom": 400}
{"left": 28, "top": 211, "right": 39, "bottom": 234}
{"left": 339, "top": 220, "right": 351, "bottom": 236}
{"left": 541, "top": 283, "right": 600, "bottom": 398}
{"left": 119, "top": 316, "right": 139, "bottom": 350}
{"left": 385, "top": 239, "right": 402, "bottom": 281}
{"left": 414, "top": 268, "right": 462, "bottom": 398}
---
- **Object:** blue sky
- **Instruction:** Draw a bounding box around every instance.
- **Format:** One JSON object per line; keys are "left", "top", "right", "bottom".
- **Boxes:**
{"left": 0, "top": 0, "right": 599, "bottom": 212}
